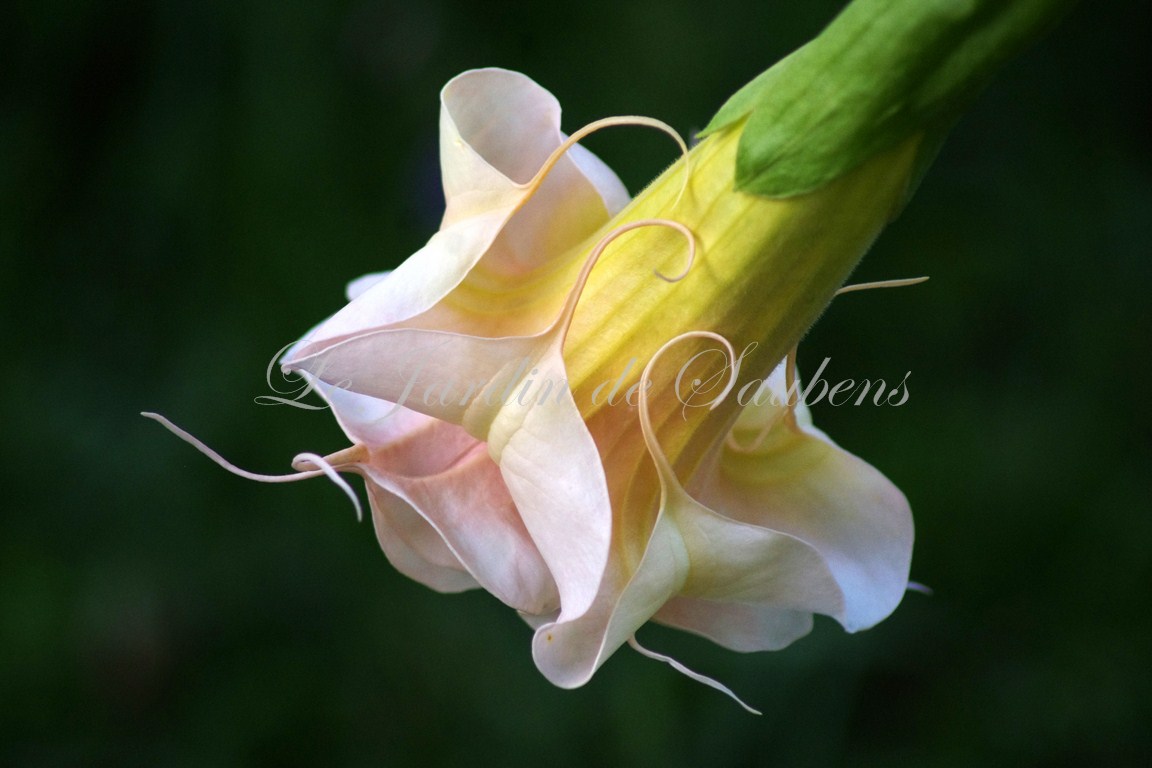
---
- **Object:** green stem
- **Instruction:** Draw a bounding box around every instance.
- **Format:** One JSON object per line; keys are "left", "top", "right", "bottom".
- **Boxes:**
{"left": 704, "top": 0, "right": 1079, "bottom": 198}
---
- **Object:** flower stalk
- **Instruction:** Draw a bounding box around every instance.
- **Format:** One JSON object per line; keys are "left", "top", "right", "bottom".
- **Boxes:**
{"left": 707, "top": 0, "right": 1079, "bottom": 198}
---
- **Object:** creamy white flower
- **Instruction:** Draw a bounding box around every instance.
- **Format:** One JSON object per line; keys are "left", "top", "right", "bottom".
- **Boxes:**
{"left": 151, "top": 67, "right": 916, "bottom": 710}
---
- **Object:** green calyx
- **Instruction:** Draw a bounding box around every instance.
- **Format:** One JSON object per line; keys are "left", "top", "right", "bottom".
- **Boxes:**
{"left": 702, "top": 0, "right": 1078, "bottom": 200}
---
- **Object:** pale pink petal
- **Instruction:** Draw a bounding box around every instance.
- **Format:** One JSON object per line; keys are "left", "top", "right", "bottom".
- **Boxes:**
{"left": 310, "top": 379, "right": 559, "bottom": 614}
{"left": 699, "top": 436, "right": 912, "bottom": 632}
{"left": 654, "top": 597, "right": 814, "bottom": 653}
{"left": 530, "top": 334, "right": 899, "bottom": 687}
{"left": 308, "top": 340, "right": 616, "bottom": 657}
{"left": 311, "top": 377, "right": 430, "bottom": 447}
{"left": 488, "top": 350, "right": 613, "bottom": 622}
{"left": 531, "top": 512, "right": 684, "bottom": 689}
{"left": 671, "top": 497, "right": 845, "bottom": 616}
{"left": 567, "top": 141, "right": 630, "bottom": 216}
{"left": 292, "top": 69, "right": 627, "bottom": 353}
{"left": 363, "top": 481, "right": 479, "bottom": 594}
{"left": 360, "top": 420, "right": 560, "bottom": 615}
{"left": 345, "top": 270, "right": 390, "bottom": 302}
{"left": 529, "top": 475, "right": 846, "bottom": 687}
{"left": 439, "top": 68, "right": 564, "bottom": 202}
{"left": 698, "top": 366, "right": 914, "bottom": 633}
{"left": 439, "top": 67, "right": 626, "bottom": 224}
{"left": 290, "top": 211, "right": 509, "bottom": 350}
{"left": 287, "top": 327, "right": 553, "bottom": 427}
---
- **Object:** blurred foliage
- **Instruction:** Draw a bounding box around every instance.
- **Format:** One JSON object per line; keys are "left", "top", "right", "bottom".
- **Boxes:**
{"left": 2, "top": 0, "right": 1150, "bottom": 765}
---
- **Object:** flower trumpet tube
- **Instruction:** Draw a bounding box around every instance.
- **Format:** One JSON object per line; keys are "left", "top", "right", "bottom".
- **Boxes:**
{"left": 276, "top": 67, "right": 917, "bottom": 702}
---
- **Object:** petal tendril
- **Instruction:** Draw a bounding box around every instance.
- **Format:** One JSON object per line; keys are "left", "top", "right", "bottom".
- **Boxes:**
{"left": 141, "top": 412, "right": 365, "bottom": 521}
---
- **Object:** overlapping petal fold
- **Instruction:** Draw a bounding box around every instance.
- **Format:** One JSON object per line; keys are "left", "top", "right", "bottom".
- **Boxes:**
{"left": 696, "top": 361, "right": 914, "bottom": 634}
{"left": 146, "top": 63, "right": 920, "bottom": 711}
{"left": 269, "top": 67, "right": 913, "bottom": 707}
{"left": 533, "top": 341, "right": 912, "bottom": 689}
{"left": 283, "top": 71, "right": 685, "bottom": 629}
{"left": 293, "top": 315, "right": 614, "bottom": 621}
{"left": 314, "top": 380, "right": 559, "bottom": 614}
{"left": 288, "top": 67, "right": 629, "bottom": 356}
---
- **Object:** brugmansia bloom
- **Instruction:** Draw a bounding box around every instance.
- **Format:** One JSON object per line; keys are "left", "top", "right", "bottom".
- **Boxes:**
{"left": 145, "top": 0, "right": 1081, "bottom": 710}
{"left": 146, "top": 67, "right": 919, "bottom": 710}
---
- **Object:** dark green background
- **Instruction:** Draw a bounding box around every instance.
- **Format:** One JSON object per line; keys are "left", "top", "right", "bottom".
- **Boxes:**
{"left": 4, "top": 0, "right": 1149, "bottom": 765}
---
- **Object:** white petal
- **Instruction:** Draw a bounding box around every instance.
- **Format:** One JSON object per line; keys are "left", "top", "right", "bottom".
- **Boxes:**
{"left": 363, "top": 480, "right": 479, "bottom": 594}
{"left": 531, "top": 478, "right": 845, "bottom": 687}
{"left": 567, "top": 141, "right": 630, "bottom": 216}
{"left": 287, "top": 326, "right": 553, "bottom": 429}
{"left": 655, "top": 597, "right": 814, "bottom": 653}
{"left": 361, "top": 422, "right": 560, "bottom": 615}
{"left": 704, "top": 383, "right": 913, "bottom": 632}
{"left": 312, "top": 379, "right": 559, "bottom": 614}
{"left": 669, "top": 493, "right": 845, "bottom": 617}
{"left": 531, "top": 512, "right": 685, "bottom": 689}
{"left": 345, "top": 270, "right": 391, "bottom": 302}
{"left": 489, "top": 350, "right": 613, "bottom": 623}
{"left": 291, "top": 70, "right": 628, "bottom": 358}
{"left": 439, "top": 68, "right": 628, "bottom": 223}
{"left": 290, "top": 211, "right": 510, "bottom": 350}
